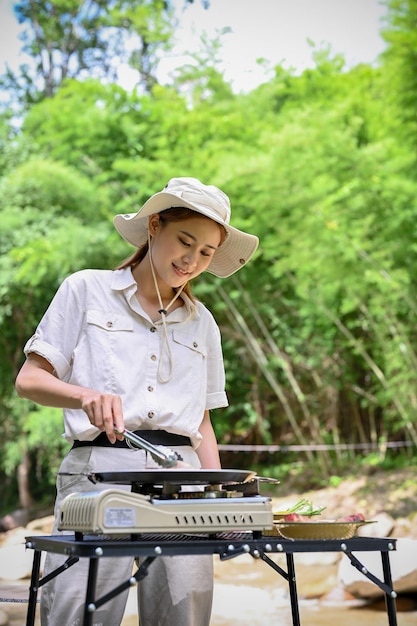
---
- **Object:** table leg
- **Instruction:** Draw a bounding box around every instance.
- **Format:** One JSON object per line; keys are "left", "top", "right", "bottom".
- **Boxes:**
{"left": 286, "top": 553, "right": 301, "bottom": 626}
{"left": 82, "top": 558, "right": 99, "bottom": 626}
{"left": 26, "top": 550, "right": 42, "bottom": 626}
{"left": 381, "top": 551, "right": 398, "bottom": 626}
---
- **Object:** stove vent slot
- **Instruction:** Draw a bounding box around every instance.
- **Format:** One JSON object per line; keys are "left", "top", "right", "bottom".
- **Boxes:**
{"left": 59, "top": 495, "right": 97, "bottom": 529}
{"left": 174, "top": 513, "right": 255, "bottom": 527}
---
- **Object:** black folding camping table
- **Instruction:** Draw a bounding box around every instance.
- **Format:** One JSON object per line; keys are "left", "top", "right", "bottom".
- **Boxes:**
{"left": 24, "top": 532, "right": 398, "bottom": 626}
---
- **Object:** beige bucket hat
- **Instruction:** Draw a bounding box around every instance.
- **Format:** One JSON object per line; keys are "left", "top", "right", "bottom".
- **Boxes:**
{"left": 113, "top": 177, "right": 259, "bottom": 277}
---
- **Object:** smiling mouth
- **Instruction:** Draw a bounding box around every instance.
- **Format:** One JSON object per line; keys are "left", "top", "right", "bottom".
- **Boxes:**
{"left": 173, "top": 264, "right": 190, "bottom": 276}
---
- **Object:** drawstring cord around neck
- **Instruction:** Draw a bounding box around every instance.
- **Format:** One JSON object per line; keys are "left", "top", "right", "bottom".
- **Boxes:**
{"left": 147, "top": 230, "right": 186, "bottom": 383}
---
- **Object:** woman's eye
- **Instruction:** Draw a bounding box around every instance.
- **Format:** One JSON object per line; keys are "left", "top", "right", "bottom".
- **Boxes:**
{"left": 179, "top": 238, "right": 190, "bottom": 247}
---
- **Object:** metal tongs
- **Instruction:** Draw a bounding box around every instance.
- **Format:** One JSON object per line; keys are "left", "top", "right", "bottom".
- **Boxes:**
{"left": 114, "top": 428, "right": 181, "bottom": 468}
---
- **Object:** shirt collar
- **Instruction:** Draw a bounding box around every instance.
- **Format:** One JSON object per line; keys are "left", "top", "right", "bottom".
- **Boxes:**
{"left": 111, "top": 267, "right": 198, "bottom": 320}
{"left": 112, "top": 266, "right": 137, "bottom": 291}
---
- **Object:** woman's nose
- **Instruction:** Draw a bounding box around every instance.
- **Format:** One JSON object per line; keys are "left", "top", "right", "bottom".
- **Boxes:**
{"left": 183, "top": 251, "right": 197, "bottom": 267}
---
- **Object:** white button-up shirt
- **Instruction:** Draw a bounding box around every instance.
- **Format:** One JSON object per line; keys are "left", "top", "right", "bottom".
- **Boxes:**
{"left": 24, "top": 267, "right": 228, "bottom": 448}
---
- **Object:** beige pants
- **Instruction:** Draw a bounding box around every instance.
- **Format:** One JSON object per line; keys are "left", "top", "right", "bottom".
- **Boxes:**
{"left": 40, "top": 446, "right": 214, "bottom": 626}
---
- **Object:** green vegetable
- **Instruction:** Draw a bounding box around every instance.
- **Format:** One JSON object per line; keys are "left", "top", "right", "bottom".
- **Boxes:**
{"left": 274, "top": 499, "right": 326, "bottom": 516}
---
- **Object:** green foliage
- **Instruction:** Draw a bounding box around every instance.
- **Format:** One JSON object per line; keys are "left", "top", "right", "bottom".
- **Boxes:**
{"left": 0, "top": 157, "right": 103, "bottom": 220}
{"left": 0, "top": 399, "right": 69, "bottom": 510}
{"left": 22, "top": 80, "right": 146, "bottom": 175}
{"left": 380, "top": 0, "right": 417, "bottom": 149}
{"left": 24, "top": 406, "right": 71, "bottom": 472}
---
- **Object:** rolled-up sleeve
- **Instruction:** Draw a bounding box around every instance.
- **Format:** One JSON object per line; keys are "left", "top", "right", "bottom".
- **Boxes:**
{"left": 205, "top": 316, "right": 228, "bottom": 410}
{"left": 24, "top": 277, "right": 83, "bottom": 381}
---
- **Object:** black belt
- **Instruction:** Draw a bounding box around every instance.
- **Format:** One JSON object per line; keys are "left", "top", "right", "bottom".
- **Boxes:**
{"left": 72, "top": 430, "right": 192, "bottom": 449}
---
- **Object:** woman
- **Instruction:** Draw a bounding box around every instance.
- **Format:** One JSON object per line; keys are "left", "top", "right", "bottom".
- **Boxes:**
{"left": 15, "top": 177, "right": 259, "bottom": 626}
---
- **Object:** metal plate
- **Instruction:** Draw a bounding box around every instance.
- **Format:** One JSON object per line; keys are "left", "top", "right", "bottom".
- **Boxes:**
{"left": 89, "top": 469, "right": 257, "bottom": 485}
{"left": 274, "top": 520, "right": 375, "bottom": 540}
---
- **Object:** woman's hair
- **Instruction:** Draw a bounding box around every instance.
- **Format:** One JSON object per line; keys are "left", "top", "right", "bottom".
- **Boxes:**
{"left": 116, "top": 207, "right": 226, "bottom": 301}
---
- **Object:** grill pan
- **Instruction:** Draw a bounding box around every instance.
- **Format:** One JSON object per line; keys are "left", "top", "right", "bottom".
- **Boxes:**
{"left": 88, "top": 469, "right": 257, "bottom": 486}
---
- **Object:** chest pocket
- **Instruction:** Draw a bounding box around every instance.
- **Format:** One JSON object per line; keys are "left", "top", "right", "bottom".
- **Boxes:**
{"left": 86, "top": 310, "right": 134, "bottom": 332}
{"left": 172, "top": 329, "right": 207, "bottom": 357}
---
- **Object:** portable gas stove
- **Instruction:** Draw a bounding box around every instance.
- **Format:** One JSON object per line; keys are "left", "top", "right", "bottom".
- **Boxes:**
{"left": 57, "top": 469, "right": 275, "bottom": 537}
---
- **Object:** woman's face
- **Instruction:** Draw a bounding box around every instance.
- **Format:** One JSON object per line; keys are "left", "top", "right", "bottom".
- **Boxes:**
{"left": 149, "top": 214, "right": 222, "bottom": 288}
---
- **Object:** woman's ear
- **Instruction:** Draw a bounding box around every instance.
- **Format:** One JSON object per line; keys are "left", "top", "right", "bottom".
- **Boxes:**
{"left": 148, "top": 214, "right": 160, "bottom": 236}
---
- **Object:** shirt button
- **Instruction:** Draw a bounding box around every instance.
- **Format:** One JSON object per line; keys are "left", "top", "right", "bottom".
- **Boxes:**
{"left": 106, "top": 321, "right": 113, "bottom": 328}
{"left": 147, "top": 386, "right": 154, "bottom": 392}
{"left": 150, "top": 326, "right": 157, "bottom": 333}
{"left": 148, "top": 411, "right": 154, "bottom": 419}
{"left": 150, "top": 354, "right": 157, "bottom": 361}
{"left": 193, "top": 341, "right": 198, "bottom": 348}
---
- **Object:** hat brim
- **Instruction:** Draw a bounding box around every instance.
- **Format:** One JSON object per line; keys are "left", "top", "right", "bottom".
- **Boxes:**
{"left": 113, "top": 191, "right": 259, "bottom": 278}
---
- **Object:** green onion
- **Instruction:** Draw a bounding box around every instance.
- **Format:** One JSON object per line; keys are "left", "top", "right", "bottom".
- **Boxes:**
{"left": 275, "top": 499, "right": 326, "bottom": 516}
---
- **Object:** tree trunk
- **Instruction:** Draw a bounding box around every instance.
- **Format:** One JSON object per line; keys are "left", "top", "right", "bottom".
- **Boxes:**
{"left": 17, "top": 449, "right": 34, "bottom": 510}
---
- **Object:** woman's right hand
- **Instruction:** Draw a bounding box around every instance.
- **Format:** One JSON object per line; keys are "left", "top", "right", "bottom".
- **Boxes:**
{"left": 80, "top": 390, "right": 124, "bottom": 443}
